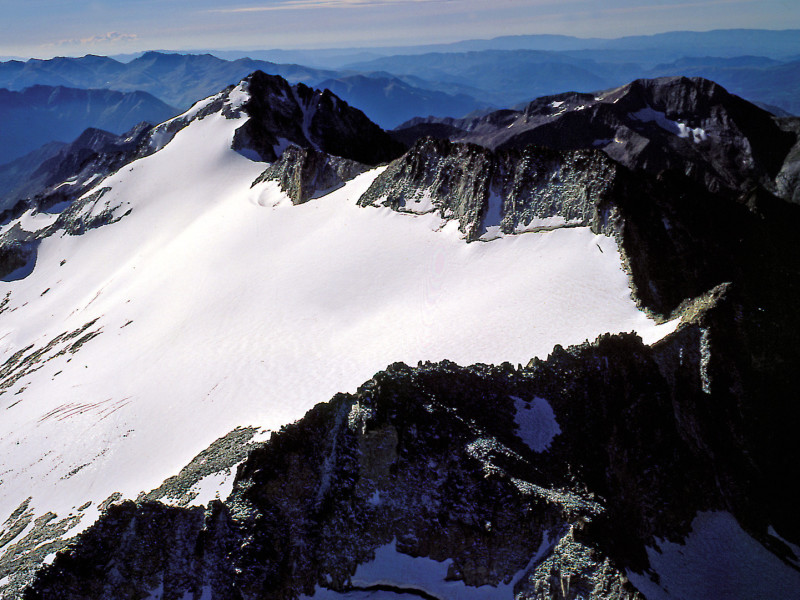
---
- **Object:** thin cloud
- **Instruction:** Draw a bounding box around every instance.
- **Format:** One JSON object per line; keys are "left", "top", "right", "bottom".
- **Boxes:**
{"left": 596, "top": 0, "right": 752, "bottom": 15}
{"left": 208, "top": 0, "right": 446, "bottom": 13}
{"left": 49, "top": 32, "right": 139, "bottom": 48}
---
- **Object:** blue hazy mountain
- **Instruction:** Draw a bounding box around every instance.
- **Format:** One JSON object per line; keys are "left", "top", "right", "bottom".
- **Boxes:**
{"left": 0, "top": 85, "right": 177, "bottom": 164}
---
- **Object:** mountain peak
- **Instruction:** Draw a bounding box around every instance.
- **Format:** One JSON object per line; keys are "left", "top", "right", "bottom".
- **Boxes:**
{"left": 396, "top": 76, "right": 798, "bottom": 201}
{"left": 233, "top": 70, "right": 406, "bottom": 164}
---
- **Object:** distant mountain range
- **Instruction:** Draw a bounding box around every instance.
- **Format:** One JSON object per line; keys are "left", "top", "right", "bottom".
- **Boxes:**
{"left": 0, "top": 85, "right": 177, "bottom": 165}
{"left": 315, "top": 74, "right": 493, "bottom": 128}
{"left": 2, "top": 30, "right": 798, "bottom": 145}
{"left": 156, "top": 29, "right": 800, "bottom": 68}
{"left": 345, "top": 49, "right": 800, "bottom": 115}
{"left": 0, "top": 52, "right": 337, "bottom": 110}
{"left": 0, "top": 52, "right": 493, "bottom": 135}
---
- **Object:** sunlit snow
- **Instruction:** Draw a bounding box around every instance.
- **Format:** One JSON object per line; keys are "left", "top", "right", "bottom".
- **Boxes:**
{"left": 630, "top": 107, "right": 708, "bottom": 143}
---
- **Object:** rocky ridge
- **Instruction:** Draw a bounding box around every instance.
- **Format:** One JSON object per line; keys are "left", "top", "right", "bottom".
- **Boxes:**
{"left": 231, "top": 70, "right": 406, "bottom": 165}
{"left": 358, "top": 133, "right": 798, "bottom": 320}
{"left": 393, "top": 77, "right": 800, "bottom": 204}
{"left": 251, "top": 146, "right": 369, "bottom": 205}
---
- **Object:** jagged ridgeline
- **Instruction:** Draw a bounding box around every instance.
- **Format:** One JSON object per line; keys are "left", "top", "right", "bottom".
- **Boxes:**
{"left": 394, "top": 76, "right": 800, "bottom": 204}
{"left": 2, "top": 72, "right": 800, "bottom": 599}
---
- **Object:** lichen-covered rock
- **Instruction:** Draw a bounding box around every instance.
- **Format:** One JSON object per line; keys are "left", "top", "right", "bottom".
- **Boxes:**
{"left": 358, "top": 137, "right": 494, "bottom": 239}
{"left": 252, "top": 146, "right": 368, "bottom": 204}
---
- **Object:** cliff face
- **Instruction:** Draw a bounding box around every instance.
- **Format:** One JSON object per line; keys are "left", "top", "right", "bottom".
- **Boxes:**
{"left": 357, "top": 138, "right": 619, "bottom": 242}
{"left": 251, "top": 146, "right": 369, "bottom": 205}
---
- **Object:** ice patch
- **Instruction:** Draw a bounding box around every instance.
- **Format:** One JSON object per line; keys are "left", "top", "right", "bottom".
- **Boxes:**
{"left": 768, "top": 526, "right": 800, "bottom": 567}
{"left": 513, "top": 215, "right": 583, "bottom": 234}
{"left": 512, "top": 396, "right": 561, "bottom": 452}
{"left": 52, "top": 177, "right": 79, "bottom": 191}
{"left": 627, "top": 512, "right": 800, "bottom": 600}
{"left": 479, "top": 191, "right": 504, "bottom": 240}
{"left": 301, "top": 533, "right": 553, "bottom": 599}
{"left": 1, "top": 208, "right": 59, "bottom": 236}
{"left": 146, "top": 581, "right": 164, "bottom": 600}
{"left": 227, "top": 83, "right": 250, "bottom": 111}
{"left": 292, "top": 87, "right": 319, "bottom": 151}
{"left": 187, "top": 469, "right": 237, "bottom": 506}
{"left": 272, "top": 137, "right": 292, "bottom": 158}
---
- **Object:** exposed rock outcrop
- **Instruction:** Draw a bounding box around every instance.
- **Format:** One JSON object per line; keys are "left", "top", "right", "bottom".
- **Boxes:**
{"left": 232, "top": 71, "right": 406, "bottom": 165}
{"left": 393, "top": 77, "right": 800, "bottom": 204}
{"left": 252, "top": 145, "right": 369, "bottom": 204}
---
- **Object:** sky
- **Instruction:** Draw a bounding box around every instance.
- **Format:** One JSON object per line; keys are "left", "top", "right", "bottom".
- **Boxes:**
{"left": 0, "top": 0, "right": 798, "bottom": 59}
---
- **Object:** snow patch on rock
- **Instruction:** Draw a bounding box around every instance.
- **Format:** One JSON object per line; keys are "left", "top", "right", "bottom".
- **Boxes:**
{"left": 512, "top": 396, "right": 561, "bottom": 452}
{"left": 627, "top": 511, "right": 800, "bottom": 600}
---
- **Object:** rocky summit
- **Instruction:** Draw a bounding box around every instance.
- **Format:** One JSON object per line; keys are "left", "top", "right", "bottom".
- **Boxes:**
{"left": 394, "top": 76, "right": 800, "bottom": 204}
{"left": 1, "top": 72, "right": 799, "bottom": 600}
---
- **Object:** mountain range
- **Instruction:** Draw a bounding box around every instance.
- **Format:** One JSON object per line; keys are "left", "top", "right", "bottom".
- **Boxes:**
{"left": 0, "top": 65, "right": 798, "bottom": 599}
{"left": 0, "top": 85, "right": 176, "bottom": 166}
{"left": 164, "top": 29, "right": 800, "bottom": 68}
{"left": 2, "top": 28, "right": 799, "bottom": 158}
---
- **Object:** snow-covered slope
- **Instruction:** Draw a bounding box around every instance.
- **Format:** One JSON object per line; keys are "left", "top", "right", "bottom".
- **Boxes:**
{"left": 0, "top": 80, "right": 675, "bottom": 578}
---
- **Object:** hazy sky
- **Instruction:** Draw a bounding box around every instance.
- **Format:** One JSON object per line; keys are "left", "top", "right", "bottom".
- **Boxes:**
{"left": 1, "top": 0, "right": 798, "bottom": 59}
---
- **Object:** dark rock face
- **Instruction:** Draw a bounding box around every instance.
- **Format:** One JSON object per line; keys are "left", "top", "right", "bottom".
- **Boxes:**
{"left": 233, "top": 71, "right": 407, "bottom": 165}
{"left": 394, "top": 77, "right": 800, "bottom": 203}
{"left": 359, "top": 138, "right": 618, "bottom": 242}
{"left": 252, "top": 145, "right": 369, "bottom": 204}
{"left": 359, "top": 137, "right": 495, "bottom": 239}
